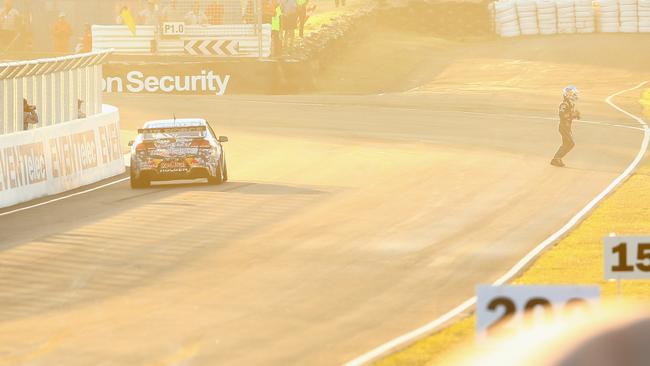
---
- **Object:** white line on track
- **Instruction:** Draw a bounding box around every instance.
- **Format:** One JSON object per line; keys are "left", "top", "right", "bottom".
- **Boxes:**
{"left": 0, "top": 154, "right": 131, "bottom": 217}
{"left": 237, "top": 99, "right": 643, "bottom": 131}
{"left": 0, "top": 154, "right": 133, "bottom": 217}
{"left": 0, "top": 177, "right": 129, "bottom": 217}
{"left": 342, "top": 81, "right": 650, "bottom": 366}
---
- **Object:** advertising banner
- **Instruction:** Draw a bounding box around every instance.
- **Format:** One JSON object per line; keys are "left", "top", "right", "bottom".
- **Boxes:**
{"left": 102, "top": 61, "right": 280, "bottom": 95}
{"left": 0, "top": 105, "right": 124, "bottom": 209}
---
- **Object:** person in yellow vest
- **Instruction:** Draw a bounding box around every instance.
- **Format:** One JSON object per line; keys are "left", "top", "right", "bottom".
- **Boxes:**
{"left": 296, "top": 0, "right": 308, "bottom": 38}
{"left": 271, "top": 0, "right": 282, "bottom": 57}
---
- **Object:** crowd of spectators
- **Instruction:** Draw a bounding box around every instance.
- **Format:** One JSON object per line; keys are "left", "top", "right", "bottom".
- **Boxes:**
{"left": 116, "top": 0, "right": 248, "bottom": 26}
{"left": 113, "top": 0, "right": 314, "bottom": 31}
{"left": 0, "top": 0, "right": 324, "bottom": 57}
{"left": 111, "top": 0, "right": 316, "bottom": 57}
{"left": 0, "top": 0, "right": 93, "bottom": 55}
{"left": 0, "top": 0, "right": 27, "bottom": 52}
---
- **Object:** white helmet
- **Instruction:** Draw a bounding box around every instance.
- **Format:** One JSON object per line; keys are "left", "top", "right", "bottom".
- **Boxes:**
{"left": 563, "top": 85, "right": 579, "bottom": 102}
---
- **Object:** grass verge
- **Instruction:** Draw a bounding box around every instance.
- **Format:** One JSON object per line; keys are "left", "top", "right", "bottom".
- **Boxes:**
{"left": 375, "top": 140, "right": 650, "bottom": 366}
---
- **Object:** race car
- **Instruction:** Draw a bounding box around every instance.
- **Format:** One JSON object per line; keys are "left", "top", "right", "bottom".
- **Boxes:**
{"left": 128, "top": 118, "right": 228, "bottom": 188}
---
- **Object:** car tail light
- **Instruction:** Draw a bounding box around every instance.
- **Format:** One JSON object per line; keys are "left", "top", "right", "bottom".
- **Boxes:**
{"left": 135, "top": 141, "right": 154, "bottom": 151}
{"left": 191, "top": 139, "right": 211, "bottom": 148}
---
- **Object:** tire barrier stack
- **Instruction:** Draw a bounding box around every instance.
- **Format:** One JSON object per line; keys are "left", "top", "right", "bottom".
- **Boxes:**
{"left": 641, "top": 0, "right": 650, "bottom": 31}
{"left": 620, "top": 0, "right": 639, "bottom": 32}
{"left": 557, "top": 0, "right": 577, "bottom": 33}
{"left": 492, "top": 0, "right": 650, "bottom": 37}
{"left": 600, "top": 0, "right": 620, "bottom": 32}
{"left": 517, "top": 0, "right": 541, "bottom": 35}
{"left": 575, "top": 0, "right": 596, "bottom": 33}
{"left": 537, "top": 0, "right": 559, "bottom": 34}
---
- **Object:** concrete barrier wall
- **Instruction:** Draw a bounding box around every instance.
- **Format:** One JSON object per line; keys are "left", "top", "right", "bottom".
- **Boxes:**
{"left": 0, "top": 104, "right": 124, "bottom": 209}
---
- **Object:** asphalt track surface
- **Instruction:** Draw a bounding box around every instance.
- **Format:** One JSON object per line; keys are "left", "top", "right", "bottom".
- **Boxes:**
{"left": 0, "top": 35, "right": 649, "bottom": 365}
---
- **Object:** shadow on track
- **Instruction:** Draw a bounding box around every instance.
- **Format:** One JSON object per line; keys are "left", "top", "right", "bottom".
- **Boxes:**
{"left": 0, "top": 180, "right": 329, "bottom": 323}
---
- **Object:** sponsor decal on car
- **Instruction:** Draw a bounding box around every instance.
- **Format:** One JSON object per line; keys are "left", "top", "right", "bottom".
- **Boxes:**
{"left": 159, "top": 159, "right": 188, "bottom": 173}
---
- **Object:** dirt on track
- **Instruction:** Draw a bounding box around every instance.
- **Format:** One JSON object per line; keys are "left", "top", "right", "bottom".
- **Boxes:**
{"left": 1, "top": 11, "right": 650, "bottom": 366}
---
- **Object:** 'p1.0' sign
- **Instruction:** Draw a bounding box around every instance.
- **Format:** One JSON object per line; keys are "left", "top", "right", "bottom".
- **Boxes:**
{"left": 162, "top": 22, "right": 185, "bottom": 36}
{"left": 476, "top": 285, "right": 600, "bottom": 338}
{"left": 604, "top": 236, "right": 650, "bottom": 280}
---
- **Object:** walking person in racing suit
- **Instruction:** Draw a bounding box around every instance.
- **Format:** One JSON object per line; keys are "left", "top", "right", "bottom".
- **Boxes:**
{"left": 551, "top": 85, "right": 581, "bottom": 167}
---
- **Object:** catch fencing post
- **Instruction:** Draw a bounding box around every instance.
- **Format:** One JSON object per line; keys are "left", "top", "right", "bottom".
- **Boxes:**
{"left": 31, "top": 74, "right": 41, "bottom": 128}
{"left": 42, "top": 73, "right": 50, "bottom": 126}
{"left": 90, "top": 64, "right": 96, "bottom": 115}
{"left": 0, "top": 78, "right": 5, "bottom": 134}
{"left": 78, "top": 66, "right": 88, "bottom": 117}
{"left": 95, "top": 63, "right": 102, "bottom": 114}
{"left": 69, "top": 56, "right": 85, "bottom": 120}
{"left": 6, "top": 77, "right": 15, "bottom": 133}
{"left": 45, "top": 72, "right": 55, "bottom": 126}
{"left": 23, "top": 77, "right": 32, "bottom": 116}
{"left": 13, "top": 77, "right": 23, "bottom": 132}
{"left": 258, "top": 0, "right": 263, "bottom": 58}
{"left": 32, "top": 62, "right": 48, "bottom": 128}
{"left": 85, "top": 65, "right": 93, "bottom": 115}
{"left": 54, "top": 61, "right": 64, "bottom": 124}
{"left": 62, "top": 70, "right": 71, "bottom": 122}
{"left": 86, "top": 65, "right": 94, "bottom": 116}
{"left": 68, "top": 69, "right": 77, "bottom": 120}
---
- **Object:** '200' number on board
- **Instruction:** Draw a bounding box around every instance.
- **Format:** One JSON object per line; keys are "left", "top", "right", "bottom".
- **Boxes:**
{"left": 486, "top": 297, "right": 588, "bottom": 334}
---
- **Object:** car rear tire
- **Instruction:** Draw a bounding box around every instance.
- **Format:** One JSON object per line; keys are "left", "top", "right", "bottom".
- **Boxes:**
{"left": 207, "top": 161, "right": 224, "bottom": 185}
{"left": 130, "top": 176, "right": 150, "bottom": 189}
{"left": 130, "top": 167, "right": 150, "bottom": 189}
{"left": 222, "top": 158, "right": 228, "bottom": 182}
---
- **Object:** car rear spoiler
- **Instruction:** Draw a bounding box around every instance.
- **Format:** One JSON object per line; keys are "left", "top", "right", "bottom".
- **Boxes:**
{"left": 137, "top": 126, "right": 207, "bottom": 134}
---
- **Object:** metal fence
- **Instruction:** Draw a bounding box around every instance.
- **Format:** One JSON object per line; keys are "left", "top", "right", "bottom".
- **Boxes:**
{"left": 96, "top": 0, "right": 267, "bottom": 57}
{"left": 0, "top": 50, "right": 111, "bottom": 135}
{"left": 92, "top": 24, "right": 270, "bottom": 57}
{"left": 141, "top": 0, "right": 253, "bottom": 25}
